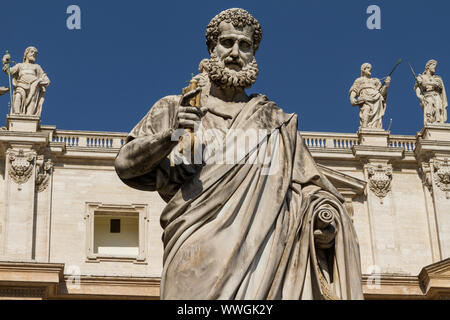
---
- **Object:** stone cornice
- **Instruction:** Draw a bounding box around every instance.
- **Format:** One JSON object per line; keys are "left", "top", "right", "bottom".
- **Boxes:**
{"left": 317, "top": 163, "right": 366, "bottom": 194}
{"left": 0, "top": 131, "right": 48, "bottom": 145}
{"left": 363, "top": 258, "right": 450, "bottom": 299}
{"left": 0, "top": 262, "right": 65, "bottom": 299}
{"left": 414, "top": 139, "right": 450, "bottom": 162}
{"left": 352, "top": 145, "right": 404, "bottom": 161}
{"left": 58, "top": 275, "right": 161, "bottom": 299}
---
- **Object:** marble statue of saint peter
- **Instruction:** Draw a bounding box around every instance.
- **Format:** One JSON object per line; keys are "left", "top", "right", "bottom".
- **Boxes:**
{"left": 115, "top": 8, "right": 363, "bottom": 300}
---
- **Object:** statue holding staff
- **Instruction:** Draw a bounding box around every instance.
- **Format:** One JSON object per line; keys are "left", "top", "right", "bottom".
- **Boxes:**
{"left": 349, "top": 63, "right": 391, "bottom": 129}
{"left": 2, "top": 47, "right": 50, "bottom": 116}
{"left": 413, "top": 59, "right": 447, "bottom": 125}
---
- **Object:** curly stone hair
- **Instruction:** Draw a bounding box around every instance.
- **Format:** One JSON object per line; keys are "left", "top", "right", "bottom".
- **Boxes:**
{"left": 205, "top": 8, "right": 263, "bottom": 54}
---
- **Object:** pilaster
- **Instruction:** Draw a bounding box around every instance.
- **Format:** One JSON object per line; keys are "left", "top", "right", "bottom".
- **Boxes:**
{"left": 0, "top": 115, "right": 52, "bottom": 262}
{"left": 353, "top": 128, "right": 404, "bottom": 273}
{"left": 415, "top": 124, "right": 450, "bottom": 260}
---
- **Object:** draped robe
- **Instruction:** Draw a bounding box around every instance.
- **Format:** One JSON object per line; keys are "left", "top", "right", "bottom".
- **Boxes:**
{"left": 349, "top": 77, "right": 386, "bottom": 129}
{"left": 415, "top": 73, "right": 448, "bottom": 124}
{"left": 118, "top": 86, "right": 364, "bottom": 300}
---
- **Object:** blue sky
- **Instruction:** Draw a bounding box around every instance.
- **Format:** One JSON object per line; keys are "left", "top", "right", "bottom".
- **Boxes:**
{"left": 1, "top": 0, "right": 449, "bottom": 135}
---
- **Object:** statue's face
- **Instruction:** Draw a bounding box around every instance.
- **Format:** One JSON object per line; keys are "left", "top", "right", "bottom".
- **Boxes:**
{"left": 428, "top": 63, "right": 436, "bottom": 74}
{"left": 362, "top": 64, "right": 372, "bottom": 77}
{"left": 26, "top": 48, "right": 38, "bottom": 63}
{"left": 213, "top": 21, "right": 254, "bottom": 72}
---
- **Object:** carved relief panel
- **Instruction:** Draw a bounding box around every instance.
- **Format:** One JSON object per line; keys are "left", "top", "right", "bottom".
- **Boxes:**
{"left": 6, "top": 149, "right": 36, "bottom": 190}
{"left": 35, "top": 156, "right": 53, "bottom": 192}
{"left": 366, "top": 164, "right": 393, "bottom": 203}
{"left": 433, "top": 158, "right": 450, "bottom": 198}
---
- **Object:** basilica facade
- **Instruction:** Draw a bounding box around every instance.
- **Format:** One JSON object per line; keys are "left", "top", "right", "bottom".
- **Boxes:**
{"left": 0, "top": 113, "right": 449, "bottom": 299}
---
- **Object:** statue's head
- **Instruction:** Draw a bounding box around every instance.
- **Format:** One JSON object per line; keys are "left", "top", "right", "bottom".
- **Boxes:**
{"left": 23, "top": 46, "right": 38, "bottom": 63}
{"left": 360, "top": 63, "right": 372, "bottom": 77}
{"left": 200, "top": 8, "right": 262, "bottom": 90}
{"left": 425, "top": 59, "right": 437, "bottom": 74}
{"left": 205, "top": 8, "right": 262, "bottom": 55}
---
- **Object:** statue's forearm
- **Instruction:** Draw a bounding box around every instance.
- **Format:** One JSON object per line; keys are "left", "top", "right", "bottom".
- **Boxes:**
{"left": 115, "top": 128, "right": 178, "bottom": 180}
{"left": 349, "top": 92, "right": 358, "bottom": 105}
{"left": 40, "top": 73, "right": 50, "bottom": 86}
{"left": 2, "top": 63, "right": 17, "bottom": 75}
{"left": 415, "top": 87, "right": 423, "bottom": 99}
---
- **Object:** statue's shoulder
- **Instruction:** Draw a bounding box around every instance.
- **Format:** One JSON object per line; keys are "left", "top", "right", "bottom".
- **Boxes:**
{"left": 130, "top": 95, "right": 180, "bottom": 137}
{"left": 34, "top": 63, "right": 45, "bottom": 71}
{"left": 149, "top": 95, "right": 180, "bottom": 113}
{"left": 250, "top": 93, "right": 283, "bottom": 110}
{"left": 372, "top": 77, "right": 382, "bottom": 86}
{"left": 250, "top": 93, "right": 295, "bottom": 123}
{"left": 142, "top": 95, "right": 181, "bottom": 124}
{"left": 12, "top": 62, "right": 24, "bottom": 69}
{"left": 349, "top": 77, "right": 365, "bottom": 93}
{"left": 351, "top": 77, "right": 366, "bottom": 87}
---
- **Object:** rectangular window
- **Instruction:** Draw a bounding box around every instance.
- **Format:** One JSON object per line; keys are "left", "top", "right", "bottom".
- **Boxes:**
{"left": 85, "top": 203, "right": 148, "bottom": 263}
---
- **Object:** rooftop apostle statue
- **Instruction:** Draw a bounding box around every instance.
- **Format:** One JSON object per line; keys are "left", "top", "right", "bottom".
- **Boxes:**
{"left": 2, "top": 47, "right": 50, "bottom": 116}
{"left": 115, "top": 8, "right": 363, "bottom": 300}
{"left": 349, "top": 63, "right": 391, "bottom": 129}
{"left": 414, "top": 59, "right": 448, "bottom": 125}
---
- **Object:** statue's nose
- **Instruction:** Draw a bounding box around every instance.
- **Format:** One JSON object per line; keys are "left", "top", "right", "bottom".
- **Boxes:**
{"left": 230, "top": 42, "right": 239, "bottom": 58}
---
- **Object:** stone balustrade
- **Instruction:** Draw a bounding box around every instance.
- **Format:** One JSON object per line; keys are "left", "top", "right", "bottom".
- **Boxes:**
{"left": 301, "top": 132, "right": 417, "bottom": 152}
{"left": 52, "top": 129, "right": 417, "bottom": 153}
{"left": 301, "top": 132, "right": 359, "bottom": 149}
{"left": 53, "top": 130, "right": 126, "bottom": 149}
{"left": 388, "top": 135, "right": 417, "bottom": 152}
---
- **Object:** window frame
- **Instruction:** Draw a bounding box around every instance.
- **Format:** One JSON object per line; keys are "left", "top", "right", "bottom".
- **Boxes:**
{"left": 85, "top": 203, "right": 148, "bottom": 264}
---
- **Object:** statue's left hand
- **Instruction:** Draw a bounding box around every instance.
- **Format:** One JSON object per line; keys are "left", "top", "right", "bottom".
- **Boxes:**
{"left": 384, "top": 76, "right": 391, "bottom": 87}
{"left": 314, "top": 223, "right": 337, "bottom": 249}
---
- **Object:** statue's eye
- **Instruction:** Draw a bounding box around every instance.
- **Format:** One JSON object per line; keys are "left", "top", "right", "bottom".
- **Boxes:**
{"left": 220, "top": 39, "right": 234, "bottom": 48}
{"left": 239, "top": 41, "right": 251, "bottom": 51}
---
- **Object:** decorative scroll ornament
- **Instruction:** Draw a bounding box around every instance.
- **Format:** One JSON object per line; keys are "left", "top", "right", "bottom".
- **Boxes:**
{"left": 420, "top": 162, "right": 433, "bottom": 191}
{"left": 433, "top": 159, "right": 450, "bottom": 198}
{"left": 367, "top": 164, "right": 392, "bottom": 203}
{"left": 7, "top": 149, "right": 35, "bottom": 189}
{"left": 35, "top": 156, "right": 53, "bottom": 192}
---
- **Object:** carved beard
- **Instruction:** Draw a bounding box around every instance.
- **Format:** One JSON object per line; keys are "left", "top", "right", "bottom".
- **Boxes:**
{"left": 201, "top": 53, "right": 258, "bottom": 90}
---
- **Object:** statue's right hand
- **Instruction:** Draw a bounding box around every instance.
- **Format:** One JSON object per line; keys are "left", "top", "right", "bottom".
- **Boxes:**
{"left": 2, "top": 53, "right": 10, "bottom": 65}
{"left": 178, "top": 88, "right": 208, "bottom": 129}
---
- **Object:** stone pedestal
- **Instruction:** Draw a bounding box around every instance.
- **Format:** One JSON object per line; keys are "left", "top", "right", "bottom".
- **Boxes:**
{"left": 7, "top": 115, "right": 40, "bottom": 133}
{"left": 353, "top": 128, "right": 403, "bottom": 160}
{"left": 357, "top": 128, "right": 390, "bottom": 147}
{"left": 418, "top": 123, "right": 450, "bottom": 141}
